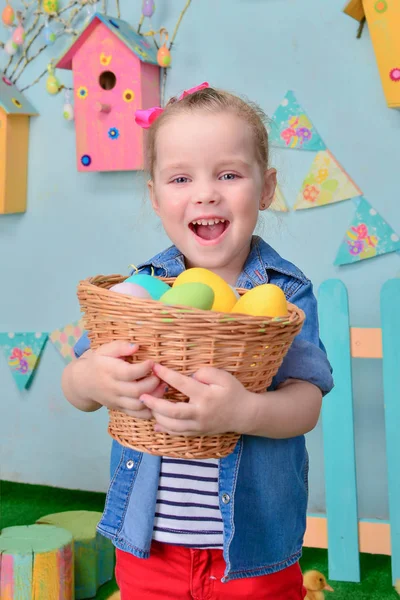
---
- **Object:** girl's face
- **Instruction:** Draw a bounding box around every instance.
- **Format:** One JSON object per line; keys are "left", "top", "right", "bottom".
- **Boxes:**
{"left": 149, "top": 110, "right": 276, "bottom": 283}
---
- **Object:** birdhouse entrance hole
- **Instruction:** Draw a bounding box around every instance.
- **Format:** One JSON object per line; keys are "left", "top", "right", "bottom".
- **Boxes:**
{"left": 99, "top": 71, "right": 116, "bottom": 90}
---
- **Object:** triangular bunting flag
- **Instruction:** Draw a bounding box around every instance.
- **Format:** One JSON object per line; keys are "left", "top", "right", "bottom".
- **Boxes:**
{"left": 50, "top": 319, "right": 84, "bottom": 364}
{"left": 268, "top": 91, "right": 326, "bottom": 151}
{"left": 334, "top": 197, "right": 400, "bottom": 266}
{"left": 1, "top": 332, "right": 48, "bottom": 390}
{"left": 270, "top": 184, "right": 289, "bottom": 212}
{"left": 294, "top": 150, "right": 362, "bottom": 210}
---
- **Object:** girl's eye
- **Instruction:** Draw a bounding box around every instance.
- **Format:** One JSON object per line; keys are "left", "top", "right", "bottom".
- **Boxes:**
{"left": 220, "top": 173, "right": 237, "bottom": 181}
{"left": 172, "top": 176, "right": 189, "bottom": 184}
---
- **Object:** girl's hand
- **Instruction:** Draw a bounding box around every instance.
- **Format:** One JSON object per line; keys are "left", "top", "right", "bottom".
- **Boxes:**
{"left": 75, "top": 342, "right": 167, "bottom": 418}
{"left": 140, "top": 363, "right": 251, "bottom": 435}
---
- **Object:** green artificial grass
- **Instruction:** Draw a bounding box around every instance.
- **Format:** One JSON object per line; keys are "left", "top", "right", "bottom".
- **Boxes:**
{"left": 0, "top": 480, "right": 118, "bottom": 599}
{"left": 1, "top": 480, "right": 398, "bottom": 599}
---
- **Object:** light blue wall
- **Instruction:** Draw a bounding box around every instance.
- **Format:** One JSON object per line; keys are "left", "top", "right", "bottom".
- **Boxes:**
{"left": 1, "top": 1, "right": 398, "bottom": 519}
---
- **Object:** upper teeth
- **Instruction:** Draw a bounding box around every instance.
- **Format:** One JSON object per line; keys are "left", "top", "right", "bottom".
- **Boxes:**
{"left": 191, "top": 219, "right": 225, "bottom": 226}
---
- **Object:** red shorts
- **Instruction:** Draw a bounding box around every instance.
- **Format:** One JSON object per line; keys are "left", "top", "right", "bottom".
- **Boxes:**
{"left": 116, "top": 542, "right": 307, "bottom": 599}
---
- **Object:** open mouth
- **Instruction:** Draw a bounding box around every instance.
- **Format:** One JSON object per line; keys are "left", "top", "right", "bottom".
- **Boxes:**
{"left": 188, "top": 218, "right": 230, "bottom": 242}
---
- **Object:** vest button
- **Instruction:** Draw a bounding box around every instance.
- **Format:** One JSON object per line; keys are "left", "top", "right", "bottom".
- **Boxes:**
{"left": 221, "top": 493, "right": 230, "bottom": 504}
{"left": 126, "top": 460, "right": 135, "bottom": 469}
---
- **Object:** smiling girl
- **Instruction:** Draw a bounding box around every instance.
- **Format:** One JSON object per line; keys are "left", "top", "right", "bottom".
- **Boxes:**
{"left": 62, "top": 83, "right": 333, "bottom": 599}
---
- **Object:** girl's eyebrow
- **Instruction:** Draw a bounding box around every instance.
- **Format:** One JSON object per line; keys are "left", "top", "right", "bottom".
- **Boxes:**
{"left": 216, "top": 158, "right": 252, "bottom": 169}
{"left": 160, "top": 158, "right": 252, "bottom": 175}
{"left": 159, "top": 164, "right": 190, "bottom": 176}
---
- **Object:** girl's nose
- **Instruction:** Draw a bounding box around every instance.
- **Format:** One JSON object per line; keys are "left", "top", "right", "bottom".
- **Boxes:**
{"left": 193, "top": 187, "right": 221, "bottom": 205}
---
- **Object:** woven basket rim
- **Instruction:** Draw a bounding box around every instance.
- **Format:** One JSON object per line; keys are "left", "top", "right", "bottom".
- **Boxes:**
{"left": 78, "top": 274, "right": 306, "bottom": 326}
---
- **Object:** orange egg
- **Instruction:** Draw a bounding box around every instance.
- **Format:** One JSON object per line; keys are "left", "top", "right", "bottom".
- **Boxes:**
{"left": 157, "top": 45, "right": 171, "bottom": 67}
{"left": 2, "top": 5, "right": 15, "bottom": 26}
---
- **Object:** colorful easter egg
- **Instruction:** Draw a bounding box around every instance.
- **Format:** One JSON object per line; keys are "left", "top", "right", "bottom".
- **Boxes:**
{"left": 63, "top": 102, "right": 74, "bottom": 121}
{"left": 231, "top": 284, "right": 288, "bottom": 317}
{"left": 173, "top": 268, "right": 237, "bottom": 313}
{"left": 2, "top": 4, "right": 15, "bottom": 26}
{"left": 43, "top": 23, "right": 56, "bottom": 45}
{"left": 157, "top": 45, "right": 171, "bottom": 67}
{"left": 5, "top": 38, "right": 17, "bottom": 55}
{"left": 142, "top": 0, "right": 155, "bottom": 17}
{"left": 160, "top": 283, "right": 214, "bottom": 310}
{"left": 43, "top": 0, "right": 59, "bottom": 13}
{"left": 110, "top": 282, "right": 152, "bottom": 299}
{"left": 12, "top": 25, "right": 25, "bottom": 45}
{"left": 46, "top": 74, "right": 60, "bottom": 95}
{"left": 125, "top": 274, "right": 170, "bottom": 300}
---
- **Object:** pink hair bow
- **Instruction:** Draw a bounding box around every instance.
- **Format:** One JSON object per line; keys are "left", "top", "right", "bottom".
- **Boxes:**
{"left": 135, "top": 81, "right": 209, "bottom": 129}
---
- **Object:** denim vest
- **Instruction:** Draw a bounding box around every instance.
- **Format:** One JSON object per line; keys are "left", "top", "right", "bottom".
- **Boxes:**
{"left": 74, "top": 236, "right": 333, "bottom": 582}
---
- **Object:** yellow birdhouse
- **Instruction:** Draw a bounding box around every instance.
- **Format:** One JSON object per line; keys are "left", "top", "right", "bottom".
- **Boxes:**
{"left": 343, "top": 0, "right": 400, "bottom": 109}
{"left": 0, "top": 75, "right": 38, "bottom": 214}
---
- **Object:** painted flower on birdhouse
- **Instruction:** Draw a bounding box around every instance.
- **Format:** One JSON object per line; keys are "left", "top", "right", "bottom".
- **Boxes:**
{"left": 100, "top": 52, "right": 112, "bottom": 66}
{"left": 123, "top": 89, "right": 135, "bottom": 102}
{"left": 77, "top": 86, "right": 88, "bottom": 99}
{"left": 389, "top": 68, "right": 400, "bottom": 82}
{"left": 108, "top": 127, "right": 119, "bottom": 139}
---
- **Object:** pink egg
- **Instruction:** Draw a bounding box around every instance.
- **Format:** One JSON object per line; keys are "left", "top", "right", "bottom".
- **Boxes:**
{"left": 110, "top": 282, "right": 151, "bottom": 299}
{"left": 12, "top": 25, "right": 25, "bottom": 45}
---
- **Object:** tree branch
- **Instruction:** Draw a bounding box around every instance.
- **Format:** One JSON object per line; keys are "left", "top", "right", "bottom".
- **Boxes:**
{"left": 9, "top": 22, "right": 45, "bottom": 81}
{"left": 169, "top": 0, "right": 192, "bottom": 50}
{"left": 20, "top": 67, "right": 48, "bottom": 92}
{"left": 13, "top": 43, "right": 48, "bottom": 83}
{"left": 161, "top": 0, "right": 192, "bottom": 105}
{"left": 137, "top": 14, "right": 144, "bottom": 34}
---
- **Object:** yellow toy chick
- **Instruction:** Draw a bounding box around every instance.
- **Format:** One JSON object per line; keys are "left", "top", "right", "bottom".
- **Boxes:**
{"left": 304, "top": 570, "right": 334, "bottom": 600}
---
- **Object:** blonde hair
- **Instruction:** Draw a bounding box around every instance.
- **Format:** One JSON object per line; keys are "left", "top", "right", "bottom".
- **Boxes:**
{"left": 146, "top": 87, "right": 270, "bottom": 178}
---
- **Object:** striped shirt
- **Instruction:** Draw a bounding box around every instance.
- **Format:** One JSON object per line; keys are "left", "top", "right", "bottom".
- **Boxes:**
{"left": 152, "top": 457, "right": 224, "bottom": 548}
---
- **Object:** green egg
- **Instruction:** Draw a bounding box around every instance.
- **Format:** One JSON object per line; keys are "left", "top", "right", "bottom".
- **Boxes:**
{"left": 160, "top": 283, "right": 214, "bottom": 310}
{"left": 125, "top": 274, "right": 171, "bottom": 300}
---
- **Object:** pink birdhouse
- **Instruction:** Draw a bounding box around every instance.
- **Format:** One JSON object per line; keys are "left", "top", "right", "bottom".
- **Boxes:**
{"left": 56, "top": 13, "right": 160, "bottom": 172}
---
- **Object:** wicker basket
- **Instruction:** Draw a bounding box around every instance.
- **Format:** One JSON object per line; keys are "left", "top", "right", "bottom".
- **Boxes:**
{"left": 77, "top": 275, "right": 305, "bottom": 459}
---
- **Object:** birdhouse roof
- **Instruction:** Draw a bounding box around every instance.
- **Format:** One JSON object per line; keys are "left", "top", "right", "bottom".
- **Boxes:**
{"left": 56, "top": 13, "right": 159, "bottom": 70}
{"left": 0, "top": 75, "right": 38, "bottom": 116}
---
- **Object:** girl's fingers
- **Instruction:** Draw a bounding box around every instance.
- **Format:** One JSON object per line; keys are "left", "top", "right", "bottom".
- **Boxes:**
{"left": 120, "top": 406, "right": 153, "bottom": 419}
{"left": 96, "top": 341, "right": 139, "bottom": 359}
{"left": 116, "top": 359, "right": 154, "bottom": 382}
{"left": 118, "top": 375, "right": 161, "bottom": 398}
{"left": 152, "top": 381, "right": 169, "bottom": 398}
{"left": 116, "top": 396, "right": 148, "bottom": 411}
{"left": 152, "top": 364, "right": 202, "bottom": 397}
{"left": 152, "top": 412, "right": 199, "bottom": 434}
{"left": 141, "top": 394, "right": 195, "bottom": 420}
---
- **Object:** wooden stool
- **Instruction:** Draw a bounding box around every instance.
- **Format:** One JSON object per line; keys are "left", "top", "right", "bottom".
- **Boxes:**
{"left": 37, "top": 511, "right": 114, "bottom": 599}
{"left": 0, "top": 524, "right": 74, "bottom": 599}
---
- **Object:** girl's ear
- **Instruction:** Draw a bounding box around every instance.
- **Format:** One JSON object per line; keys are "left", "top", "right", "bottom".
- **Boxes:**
{"left": 148, "top": 180, "right": 160, "bottom": 215}
{"left": 259, "top": 168, "right": 277, "bottom": 211}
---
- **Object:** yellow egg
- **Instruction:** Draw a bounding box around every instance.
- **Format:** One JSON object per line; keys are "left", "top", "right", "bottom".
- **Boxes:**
{"left": 173, "top": 268, "right": 237, "bottom": 313}
{"left": 231, "top": 284, "right": 288, "bottom": 317}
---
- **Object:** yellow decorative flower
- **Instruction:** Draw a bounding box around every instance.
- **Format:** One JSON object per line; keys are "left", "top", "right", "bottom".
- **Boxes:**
{"left": 100, "top": 52, "right": 112, "bottom": 66}
{"left": 123, "top": 89, "right": 135, "bottom": 103}
{"left": 316, "top": 168, "right": 329, "bottom": 183}
{"left": 134, "top": 45, "right": 148, "bottom": 59}
{"left": 77, "top": 86, "right": 88, "bottom": 99}
{"left": 12, "top": 97, "right": 22, "bottom": 108}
